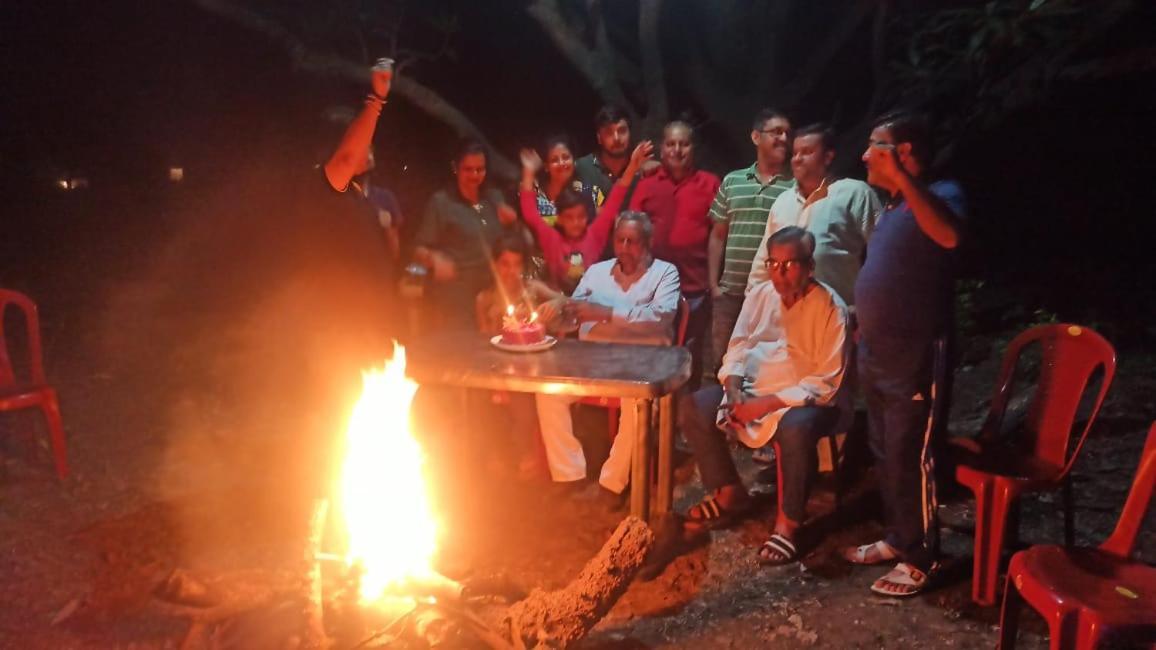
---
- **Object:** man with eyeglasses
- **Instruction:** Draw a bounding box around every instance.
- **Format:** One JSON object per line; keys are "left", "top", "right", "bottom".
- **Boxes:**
{"left": 707, "top": 108, "right": 795, "bottom": 382}
{"left": 680, "top": 226, "right": 850, "bottom": 566}
{"left": 747, "top": 123, "right": 881, "bottom": 307}
{"left": 841, "top": 110, "right": 966, "bottom": 598}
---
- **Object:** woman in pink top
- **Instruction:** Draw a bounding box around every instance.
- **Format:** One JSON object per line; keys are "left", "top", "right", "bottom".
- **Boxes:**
{"left": 518, "top": 140, "right": 653, "bottom": 294}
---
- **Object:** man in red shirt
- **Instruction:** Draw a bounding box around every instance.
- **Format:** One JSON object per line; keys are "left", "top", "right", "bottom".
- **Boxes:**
{"left": 630, "top": 120, "right": 721, "bottom": 388}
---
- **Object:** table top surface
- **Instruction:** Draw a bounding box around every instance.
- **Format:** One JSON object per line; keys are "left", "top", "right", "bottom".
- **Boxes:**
{"left": 405, "top": 333, "right": 692, "bottom": 398}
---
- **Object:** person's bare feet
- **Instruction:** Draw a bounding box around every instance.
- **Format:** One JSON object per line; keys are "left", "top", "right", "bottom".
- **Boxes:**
{"left": 842, "top": 540, "right": 899, "bottom": 565}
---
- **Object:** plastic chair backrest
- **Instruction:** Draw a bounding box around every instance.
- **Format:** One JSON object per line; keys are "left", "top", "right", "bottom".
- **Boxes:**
{"left": 980, "top": 323, "right": 1115, "bottom": 473}
{"left": 1100, "top": 422, "right": 1156, "bottom": 559}
{"left": 0, "top": 289, "right": 47, "bottom": 391}
{"left": 674, "top": 296, "right": 690, "bottom": 346}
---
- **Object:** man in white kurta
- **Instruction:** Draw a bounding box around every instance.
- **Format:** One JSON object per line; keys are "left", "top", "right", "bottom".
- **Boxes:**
{"left": 682, "top": 226, "right": 849, "bottom": 563}
{"left": 536, "top": 213, "right": 681, "bottom": 498}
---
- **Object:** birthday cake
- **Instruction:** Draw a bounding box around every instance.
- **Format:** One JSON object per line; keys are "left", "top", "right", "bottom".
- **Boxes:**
{"left": 501, "top": 321, "right": 546, "bottom": 345}
{"left": 500, "top": 305, "right": 546, "bottom": 345}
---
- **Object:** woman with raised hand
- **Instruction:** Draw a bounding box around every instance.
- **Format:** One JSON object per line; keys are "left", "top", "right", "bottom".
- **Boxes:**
{"left": 518, "top": 140, "right": 653, "bottom": 295}
{"left": 527, "top": 135, "right": 597, "bottom": 227}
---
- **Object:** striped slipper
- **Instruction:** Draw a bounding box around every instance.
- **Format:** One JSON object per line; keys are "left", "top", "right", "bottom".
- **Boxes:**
{"left": 685, "top": 493, "right": 749, "bottom": 529}
{"left": 756, "top": 534, "right": 798, "bottom": 566}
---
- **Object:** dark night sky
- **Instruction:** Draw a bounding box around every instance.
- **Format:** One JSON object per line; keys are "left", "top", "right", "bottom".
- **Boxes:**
{"left": 1, "top": 1, "right": 602, "bottom": 192}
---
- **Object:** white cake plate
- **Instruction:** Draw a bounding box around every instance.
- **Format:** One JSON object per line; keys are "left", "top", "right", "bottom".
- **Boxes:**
{"left": 490, "top": 334, "right": 558, "bottom": 353}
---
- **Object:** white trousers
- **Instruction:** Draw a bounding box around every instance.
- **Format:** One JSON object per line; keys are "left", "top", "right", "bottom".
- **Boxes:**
{"left": 534, "top": 394, "right": 636, "bottom": 493}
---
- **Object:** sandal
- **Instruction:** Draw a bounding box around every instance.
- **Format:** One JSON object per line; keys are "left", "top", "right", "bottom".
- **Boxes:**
{"left": 685, "top": 492, "right": 750, "bottom": 528}
{"left": 870, "top": 562, "right": 929, "bottom": 598}
{"left": 756, "top": 534, "right": 798, "bottom": 566}
{"left": 842, "top": 540, "right": 899, "bottom": 565}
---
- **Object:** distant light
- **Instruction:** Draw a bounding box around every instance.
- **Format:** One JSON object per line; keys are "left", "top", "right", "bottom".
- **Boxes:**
{"left": 403, "top": 165, "right": 408, "bottom": 171}
{"left": 55, "top": 177, "right": 89, "bottom": 191}
{"left": 169, "top": 167, "right": 184, "bottom": 182}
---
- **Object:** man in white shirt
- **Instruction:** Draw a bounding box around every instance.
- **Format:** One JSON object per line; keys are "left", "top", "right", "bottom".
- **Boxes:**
{"left": 747, "top": 123, "right": 881, "bottom": 307}
{"left": 536, "top": 212, "right": 681, "bottom": 504}
{"left": 682, "top": 226, "right": 849, "bottom": 565}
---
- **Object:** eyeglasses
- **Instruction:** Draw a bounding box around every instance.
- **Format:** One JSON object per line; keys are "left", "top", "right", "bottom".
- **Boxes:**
{"left": 758, "top": 127, "right": 789, "bottom": 137}
{"left": 765, "top": 258, "right": 807, "bottom": 272}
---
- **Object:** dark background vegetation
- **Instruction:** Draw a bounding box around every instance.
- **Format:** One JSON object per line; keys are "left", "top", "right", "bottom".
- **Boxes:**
{"left": 0, "top": 3, "right": 1153, "bottom": 644}
{"left": 0, "top": 1, "right": 1154, "bottom": 486}
{"left": 5, "top": 0, "right": 1155, "bottom": 340}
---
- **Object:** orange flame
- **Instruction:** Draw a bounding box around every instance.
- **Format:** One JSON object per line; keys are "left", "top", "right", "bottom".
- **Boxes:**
{"left": 336, "top": 344, "right": 439, "bottom": 603}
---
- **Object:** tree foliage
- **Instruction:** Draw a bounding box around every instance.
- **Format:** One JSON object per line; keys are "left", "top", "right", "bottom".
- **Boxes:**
{"left": 191, "top": 0, "right": 1154, "bottom": 174}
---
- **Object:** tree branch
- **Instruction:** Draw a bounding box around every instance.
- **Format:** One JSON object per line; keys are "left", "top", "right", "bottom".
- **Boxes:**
{"left": 188, "top": 0, "right": 517, "bottom": 179}
{"left": 776, "top": 0, "right": 876, "bottom": 108}
{"left": 638, "top": 0, "right": 668, "bottom": 130}
{"left": 525, "top": 0, "right": 636, "bottom": 120}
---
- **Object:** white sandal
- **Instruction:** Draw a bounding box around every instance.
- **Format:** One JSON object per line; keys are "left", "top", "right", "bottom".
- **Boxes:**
{"left": 870, "top": 562, "right": 929, "bottom": 598}
{"left": 842, "top": 540, "right": 899, "bottom": 565}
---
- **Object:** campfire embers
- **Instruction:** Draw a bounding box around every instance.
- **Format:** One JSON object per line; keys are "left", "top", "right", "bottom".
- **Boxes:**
{"left": 316, "top": 516, "right": 653, "bottom": 649}
{"left": 158, "top": 345, "right": 654, "bottom": 648}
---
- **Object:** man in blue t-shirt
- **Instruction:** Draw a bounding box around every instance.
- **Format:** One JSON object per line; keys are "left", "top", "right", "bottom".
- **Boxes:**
{"left": 843, "top": 111, "right": 966, "bottom": 598}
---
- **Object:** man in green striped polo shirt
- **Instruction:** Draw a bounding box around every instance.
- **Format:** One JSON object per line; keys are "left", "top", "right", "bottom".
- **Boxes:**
{"left": 706, "top": 108, "right": 794, "bottom": 380}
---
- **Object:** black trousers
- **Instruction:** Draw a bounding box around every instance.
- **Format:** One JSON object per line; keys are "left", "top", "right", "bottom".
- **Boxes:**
{"left": 858, "top": 334, "right": 942, "bottom": 572}
{"left": 680, "top": 385, "right": 839, "bottom": 522}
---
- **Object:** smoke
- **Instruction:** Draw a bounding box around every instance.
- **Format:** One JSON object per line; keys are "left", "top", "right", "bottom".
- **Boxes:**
{"left": 95, "top": 159, "right": 399, "bottom": 565}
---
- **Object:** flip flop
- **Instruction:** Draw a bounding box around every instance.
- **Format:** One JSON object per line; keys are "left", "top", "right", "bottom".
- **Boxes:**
{"left": 870, "top": 562, "right": 929, "bottom": 598}
{"left": 756, "top": 534, "right": 798, "bottom": 566}
{"left": 685, "top": 493, "right": 750, "bottom": 529}
{"left": 842, "top": 540, "right": 899, "bottom": 565}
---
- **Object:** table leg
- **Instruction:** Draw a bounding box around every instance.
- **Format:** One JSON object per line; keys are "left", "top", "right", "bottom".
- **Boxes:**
{"left": 630, "top": 398, "right": 652, "bottom": 521}
{"left": 655, "top": 393, "right": 674, "bottom": 517}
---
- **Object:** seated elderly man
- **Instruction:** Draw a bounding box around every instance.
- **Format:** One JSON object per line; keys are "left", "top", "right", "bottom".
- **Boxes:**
{"left": 681, "top": 226, "right": 849, "bottom": 565}
{"left": 536, "top": 211, "right": 681, "bottom": 506}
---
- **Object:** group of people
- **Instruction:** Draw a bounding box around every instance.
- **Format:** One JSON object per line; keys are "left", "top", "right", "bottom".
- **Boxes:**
{"left": 322, "top": 65, "right": 966, "bottom": 599}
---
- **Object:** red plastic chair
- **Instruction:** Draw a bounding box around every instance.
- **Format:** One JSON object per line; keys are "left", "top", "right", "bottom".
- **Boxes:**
{"left": 580, "top": 295, "right": 690, "bottom": 439}
{"left": 0, "top": 289, "right": 69, "bottom": 479}
{"left": 997, "top": 421, "right": 1156, "bottom": 649}
{"left": 953, "top": 324, "right": 1116, "bottom": 606}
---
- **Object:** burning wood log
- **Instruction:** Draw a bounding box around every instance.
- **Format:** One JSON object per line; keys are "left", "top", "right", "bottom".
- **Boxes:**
{"left": 302, "top": 498, "right": 329, "bottom": 648}
{"left": 153, "top": 569, "right": 224, "bottom": 608}
{"left": 503, "top": 517, "right": 653, "bottom": 649}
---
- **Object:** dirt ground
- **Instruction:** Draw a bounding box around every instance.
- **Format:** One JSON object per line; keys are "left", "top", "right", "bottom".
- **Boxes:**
{"left": 1, "top": 190, "right": 1154, "bottom": 648}
{"left": 2, "top": 312, "right": 1154, "bottom": 648}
